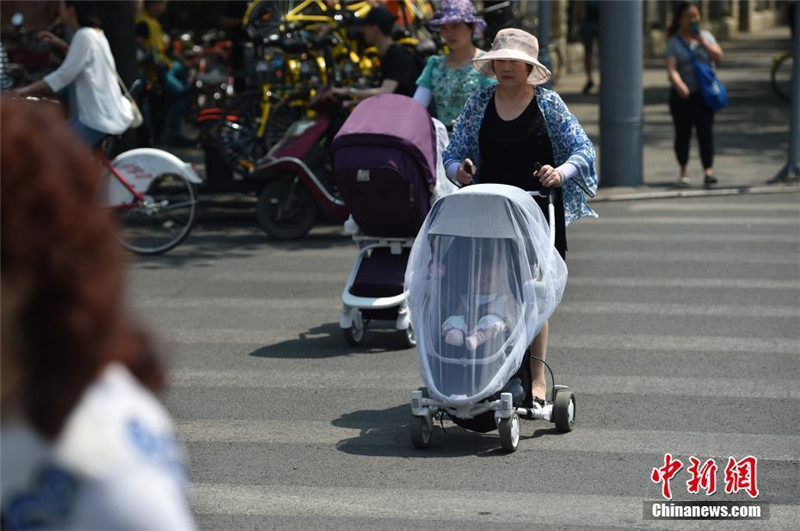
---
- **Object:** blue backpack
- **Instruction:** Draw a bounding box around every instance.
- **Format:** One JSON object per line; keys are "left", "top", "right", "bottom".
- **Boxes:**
{"left": 679, "top": 37, "right": 727, "bottom": 111}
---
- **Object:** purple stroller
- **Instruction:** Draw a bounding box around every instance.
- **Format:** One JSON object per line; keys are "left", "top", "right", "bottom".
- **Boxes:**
{"left": 332, "top": 94, "right": 437, "bottom": 347}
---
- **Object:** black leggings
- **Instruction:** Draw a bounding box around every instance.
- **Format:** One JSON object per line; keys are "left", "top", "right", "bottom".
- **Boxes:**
{"left": 669, "top": 90, "right": 715, "bottom": 170}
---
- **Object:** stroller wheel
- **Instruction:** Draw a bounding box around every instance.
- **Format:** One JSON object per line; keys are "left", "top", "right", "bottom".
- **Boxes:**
{"left": 498, "top": 412, "right": 520, "bottom": 453}
{"left": 553, "top": 390, "right": 576, "bottom": 432}
{"left": 410, "top": 415, "right": 432, "bottom": 449}
{"left": 400, "top": 323, "right": 416, "bottom": 348}
{"left": 342, "top": 310, "right": 365, "bottom": 346}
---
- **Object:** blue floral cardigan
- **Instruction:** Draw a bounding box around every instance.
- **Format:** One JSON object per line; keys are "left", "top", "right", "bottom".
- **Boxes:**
{"left": 443, "top": 85, "right": 598, "bottom": 225}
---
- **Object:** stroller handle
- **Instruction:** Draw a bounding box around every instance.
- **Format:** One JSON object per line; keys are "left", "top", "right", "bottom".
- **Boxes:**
{"left": 530, "top": 162, "right": 557, "bottom": 249}
{"left": 528, "top": 188, "right": 556, "bottom": 249}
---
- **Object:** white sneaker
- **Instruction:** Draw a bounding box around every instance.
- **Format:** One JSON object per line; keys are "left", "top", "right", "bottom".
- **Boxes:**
{"left": 676, "top": 175, "right": 690, "bottom": 187}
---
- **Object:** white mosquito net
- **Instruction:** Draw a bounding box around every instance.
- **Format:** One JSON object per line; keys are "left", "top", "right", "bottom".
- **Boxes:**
{"left": 405, "top": 184, "right": 568, "bottom": 405}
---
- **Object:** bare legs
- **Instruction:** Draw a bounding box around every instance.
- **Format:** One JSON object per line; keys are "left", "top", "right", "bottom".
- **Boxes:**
{"left": 529, "top": 320, "right": 548, "bottom": 401}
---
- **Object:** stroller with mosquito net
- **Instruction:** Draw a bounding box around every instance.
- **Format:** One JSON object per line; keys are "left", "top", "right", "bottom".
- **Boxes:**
{"left": 404, "top": 183, "right": 575, "bottom": 452}
{"left": 332, "top": 94, "right": 441, "bottom": 347}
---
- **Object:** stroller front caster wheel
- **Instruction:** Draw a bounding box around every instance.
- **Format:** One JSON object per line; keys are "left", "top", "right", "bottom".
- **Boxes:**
{"left": 400, "top": 323, "right": 416, "bottom": 348}
{"left": 553, "top": 390, "right": 576, "bottom": 432}
{"left": 410, "top": 415, "right": 432, "bottom": 449}
{"left": 498, "top": 412, "right": 520, "bottom": 452}
{"left": 343, "top": 311, "right": 365, "bottom": 346}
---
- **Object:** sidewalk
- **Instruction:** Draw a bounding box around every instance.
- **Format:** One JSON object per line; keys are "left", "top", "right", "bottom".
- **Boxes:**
{"left": 554, "top": 25, "right": 800, "bottom": 201}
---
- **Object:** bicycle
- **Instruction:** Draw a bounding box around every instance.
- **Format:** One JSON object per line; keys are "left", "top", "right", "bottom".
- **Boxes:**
{"left": 770, "top": 49, "right": 793, "bottom": 103}
{"left": 213, "top": 0, "right": 433, "bottom": 173}
{"left": 96, "top": 134, "right": 201, "bottom": 255}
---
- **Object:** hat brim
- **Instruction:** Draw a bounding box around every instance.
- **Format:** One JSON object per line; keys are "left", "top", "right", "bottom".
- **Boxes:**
{"left": 428, "top": 16, "right": 486, "bottom": 38}
{"left": 473, "top": 49, "right": 551, "bottom": 86}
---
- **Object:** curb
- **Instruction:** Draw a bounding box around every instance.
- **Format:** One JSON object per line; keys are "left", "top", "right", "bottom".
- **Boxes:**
{"left": 590, "top": 183, "right": 800, "bottom": 202}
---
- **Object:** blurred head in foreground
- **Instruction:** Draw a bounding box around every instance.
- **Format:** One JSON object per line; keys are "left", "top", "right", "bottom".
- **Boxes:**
{"left": 0, "top": 98, "right": 164, "bottom": 439}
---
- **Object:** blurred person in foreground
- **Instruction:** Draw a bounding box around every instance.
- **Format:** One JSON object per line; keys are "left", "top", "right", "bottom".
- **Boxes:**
{"left": 0, "top": 99, "right": 195, "bottom": 530}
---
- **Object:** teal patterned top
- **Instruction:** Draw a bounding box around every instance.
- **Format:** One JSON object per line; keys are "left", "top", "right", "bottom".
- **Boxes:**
{"left": 416, "top": 53, "right": 497, "bottom": 126}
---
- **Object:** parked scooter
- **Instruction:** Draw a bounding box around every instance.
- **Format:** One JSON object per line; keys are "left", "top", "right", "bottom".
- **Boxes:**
{"left": 250, "top": 87, "right": 348, "bottom": 239}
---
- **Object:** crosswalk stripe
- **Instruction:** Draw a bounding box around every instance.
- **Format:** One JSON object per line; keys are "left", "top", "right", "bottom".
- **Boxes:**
{"left": 591, "top": 216, "right": 799, "bottom": 225}
{"left": 208, "top": 271, "right": 347, "bottom": 283}
{"left": 629, "top": 202, "right": 800, "bottom": 212}
{"left": 567, "top": 276, "right": 800, "bottom": 290}
{"left": 567, "top": 250, "right": 798, "bottom": 265}
{"left": 176, "top": 421, "right": 800, "bottom": 461}
{"left": 195, "top": 274, "right": 800, "bottom": 291}
{"left": 136, "top": 297, "right": 798, "bottom": 318}
{"left": 556, "top": 301, "right": 799, "bottom": 318}
{"left": 189, "top": 483, "right": 647, "bottom": 525}
{"left": 134, "top": 297, "right": 338, "bottom": 309}
{"left": 254, "top": 242, "right": 800, "bottom": 260}
{"left": 568, "top": 232, "right": 799, "bottom": 243}
{"left": 554, "top": 334, "right": 800, "bottom": 354}
{"left": 169, "top": 370, "right": 800, "bottom": 399}
{"left": 165, "top": 328, "right": 800, "bottom": 355}
{"left": 190, "top": 482, "right": 799, "bottom": 526}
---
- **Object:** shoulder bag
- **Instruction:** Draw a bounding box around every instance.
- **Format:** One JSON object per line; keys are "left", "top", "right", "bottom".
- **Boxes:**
{"left": 679, "top": 37, "right": 727, "bottom": 111}
{"left": 99, "top": 36, "right": 144, "bottom": 129}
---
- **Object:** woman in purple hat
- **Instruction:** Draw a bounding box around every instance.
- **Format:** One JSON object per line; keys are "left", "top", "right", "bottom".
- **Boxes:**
{"left": 413, "top": 0, "right": 496, "bottom": 128}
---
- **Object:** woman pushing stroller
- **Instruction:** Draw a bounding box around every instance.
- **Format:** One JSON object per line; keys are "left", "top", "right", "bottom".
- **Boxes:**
{"left": 443, "top": 28, "right": 598, "bottom": 405}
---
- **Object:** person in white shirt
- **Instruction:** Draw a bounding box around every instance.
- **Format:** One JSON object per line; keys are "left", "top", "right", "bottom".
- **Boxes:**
{"left": 14, "top": 1, "right": 134, "bottom": 147}
{"left": 1, "top": 99, "right": 194, "bottom": 530}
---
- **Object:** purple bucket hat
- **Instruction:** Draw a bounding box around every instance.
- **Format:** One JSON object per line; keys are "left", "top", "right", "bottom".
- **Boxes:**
{"left": 428, "top": 0, "right": 487, "bottom": 38}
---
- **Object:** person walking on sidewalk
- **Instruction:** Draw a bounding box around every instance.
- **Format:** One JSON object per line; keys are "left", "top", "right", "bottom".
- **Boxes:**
{"left": 665, "top": 1, "right": 725, "bottom": 187}
{"left": 443, "top": 28, "right": 597, "bottom": 404}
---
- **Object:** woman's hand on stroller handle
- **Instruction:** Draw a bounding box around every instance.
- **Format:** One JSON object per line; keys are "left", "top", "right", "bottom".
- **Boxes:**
{"left": 456, "top": 158, "right": 475, "bottom": 186}
{"left": 533, "top": 162, "right": 564, "bottom": 189}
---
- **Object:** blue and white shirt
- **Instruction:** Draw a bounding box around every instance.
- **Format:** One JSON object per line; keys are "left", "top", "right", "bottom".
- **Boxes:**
{"left": 1, "top": 364, "right": 195, "bottom": 530}
{"left": 443, "top": 85, "right": 598, "bottom": 225}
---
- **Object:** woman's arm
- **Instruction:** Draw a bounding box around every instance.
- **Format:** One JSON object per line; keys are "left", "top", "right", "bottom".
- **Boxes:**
{"left": 698, "top": 31, "right": 724, "bottom": 64}
{"left": 39, "top": 30, "right": 69, "bottom": 54}
{"left": 541, "top": 90, "right": 597, "bottom": 197}
{"left": 665, "top": 55, "right": 690, "bottom": 98}
{"left": 42, "top": 29, "right": 91, "bottom": 93}
{"left": 442, "top": 88, "right": 489, "bottom": 180}
{"left": 413, "top": 85, "right": 432, "bottom": 108}
{"left": 13, "top": 79, "right": 53, "bottom": 97}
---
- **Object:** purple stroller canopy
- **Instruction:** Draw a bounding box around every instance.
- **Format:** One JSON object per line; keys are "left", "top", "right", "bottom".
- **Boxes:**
{"left": 332, "top": 94, "right": 437, "bottom": 189}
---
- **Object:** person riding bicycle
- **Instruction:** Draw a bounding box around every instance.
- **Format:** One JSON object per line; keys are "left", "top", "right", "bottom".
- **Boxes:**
{"left": 332, "top": 4, "right": 420, "bottom": 100}
{"left": 13, "top": 1, "right": 135, "bottom": 148}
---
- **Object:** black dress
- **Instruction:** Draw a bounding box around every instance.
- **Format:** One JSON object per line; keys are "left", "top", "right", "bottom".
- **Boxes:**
{"left": 478, "top": 95, "right": 567, "bottom": 259}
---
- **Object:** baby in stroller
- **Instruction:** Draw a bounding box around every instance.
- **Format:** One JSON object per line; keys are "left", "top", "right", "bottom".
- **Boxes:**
{"left": 440, "top": 239, "right": 516, "bottom": 352}
{"left": 405, "top": 183, "right": 573, "bottom": 452}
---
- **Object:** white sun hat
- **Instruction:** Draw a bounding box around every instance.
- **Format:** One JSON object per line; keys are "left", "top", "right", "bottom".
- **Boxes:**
{"left": 472, "top": 28, "right": 552, "bottom": 86}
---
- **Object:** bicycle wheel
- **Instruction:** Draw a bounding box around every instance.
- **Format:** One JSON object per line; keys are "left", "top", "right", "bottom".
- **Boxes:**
{"left": 256, "top": 176, "right": 317, "bottom": 240}
{"left": 216, "top": 92, "right": 269, "bottom": 174}
{"left": 264, "top": 98, "right": 306, "bottom": 148}
{"left": 104, "top": 172, "right": 198, "bottom": 255}
{"left": 771, "top": 52, "right": 793, "bottom": 103}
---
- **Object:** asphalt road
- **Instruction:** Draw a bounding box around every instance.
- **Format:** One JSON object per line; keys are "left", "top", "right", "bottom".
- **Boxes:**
{"left": 129, "top": 191, "right": 800, "bottom": 530}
